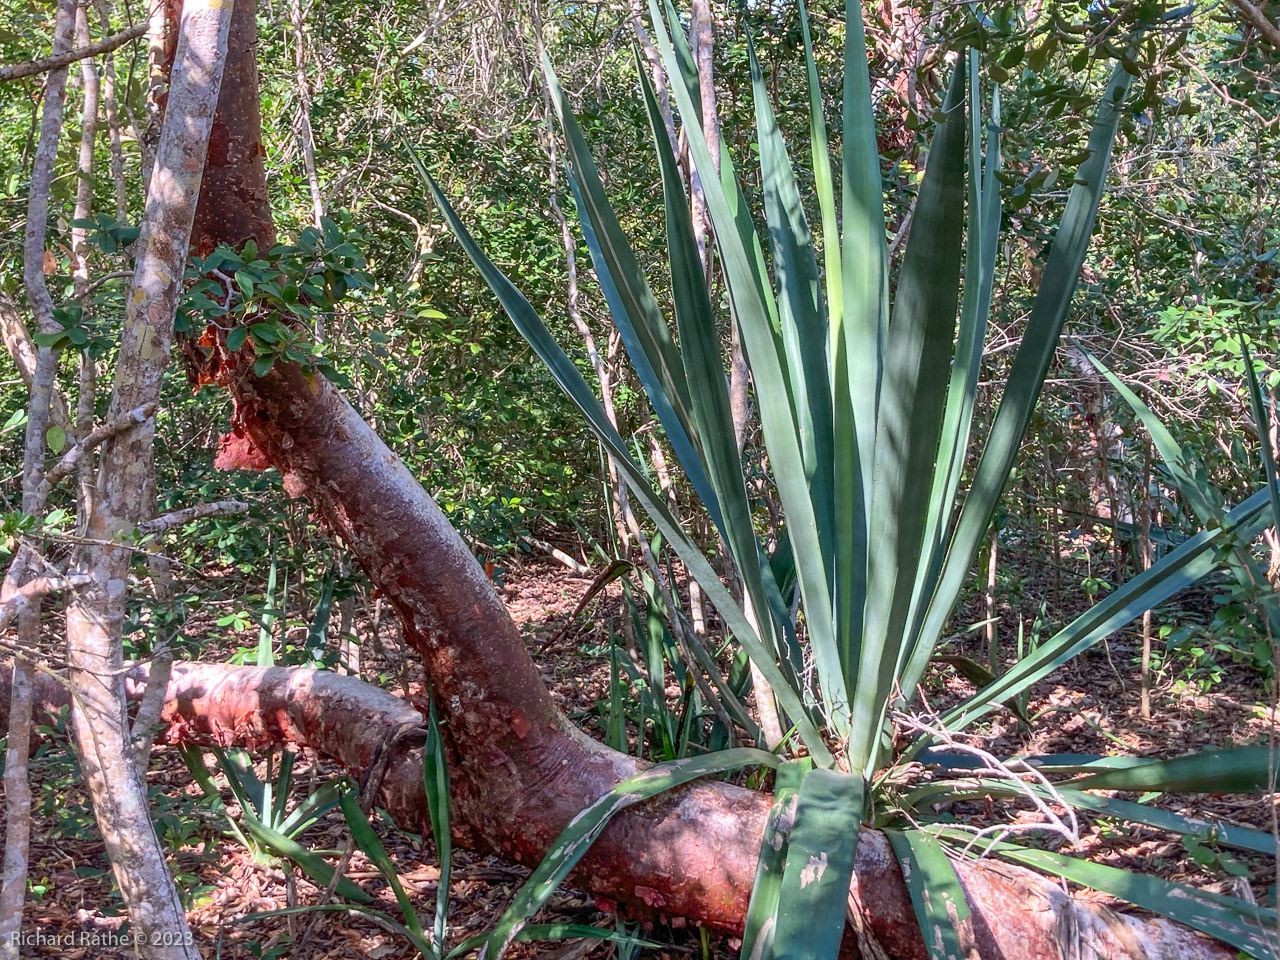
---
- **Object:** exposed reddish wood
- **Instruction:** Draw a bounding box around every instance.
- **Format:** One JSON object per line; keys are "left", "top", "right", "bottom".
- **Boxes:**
{"left": 189, "top": 0, "right": 273, "bottom": 257}
{"left": 213, "top": 426, "right": 273, "bottom": 471}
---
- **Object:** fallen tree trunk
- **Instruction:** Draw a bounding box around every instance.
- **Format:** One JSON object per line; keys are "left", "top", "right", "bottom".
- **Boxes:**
{"left": 0, "top": 660, "right": 1239, "bottom": 959}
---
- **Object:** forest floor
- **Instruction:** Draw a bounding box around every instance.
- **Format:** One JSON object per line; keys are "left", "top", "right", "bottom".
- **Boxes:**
{"left": 9, "top": 552, "right": 1279, "bottom": 959}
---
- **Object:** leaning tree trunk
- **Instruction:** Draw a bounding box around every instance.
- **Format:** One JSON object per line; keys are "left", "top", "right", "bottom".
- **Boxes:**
{"left": 162, "top": 7, "right": 1242, "bottom": 958}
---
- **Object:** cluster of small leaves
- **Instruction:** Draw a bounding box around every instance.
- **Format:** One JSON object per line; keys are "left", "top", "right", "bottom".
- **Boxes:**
{"left": 180, "top": 216, "right": 373, "bottom": 383}
{"left": 30, "top": 215, "right": 140, "bottom": 355}
{"left": 1182, "top": 825, "right": 1253, "bottom": 879}
{"left": 0, "top": 506, "right": 76, "bottom": 545}
{"left": 74, "top": 212, "right": 141, "bottom": 255}
{"left": 1151, "top": 299, "right": 1280, "bottom": 389}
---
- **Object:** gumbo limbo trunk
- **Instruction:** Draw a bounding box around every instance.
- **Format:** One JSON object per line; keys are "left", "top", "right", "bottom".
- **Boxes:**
{"left": 56, "top": 1, "right": 1236, "bottom": 955}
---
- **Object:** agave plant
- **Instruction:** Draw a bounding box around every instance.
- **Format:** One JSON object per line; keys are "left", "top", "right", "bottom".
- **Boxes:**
{"left": 418, "top": 1, "right": 1279, "bottom": 956}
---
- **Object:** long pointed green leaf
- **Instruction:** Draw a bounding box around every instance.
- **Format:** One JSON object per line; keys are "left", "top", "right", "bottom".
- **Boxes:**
{"left": 830, "top": 0, "right": 885, "bottom": 725}
{"left": 740, "top": 760, "right": 810, "bottom": 960}
{"left": 257, "top": 545, "right": 278, "bottom": 667}
{"left": 648, "top": 0, "right": 845, "bottom": 731}
{"left": 852, "top": 60, "right": 967, "bottom": 775}
{"left": 637, "top": 56, "right": 793, "bottom": 678}
{"left": 747, "top": 31, "right": 835, "bottom": 579}
{"left": 1083, "top": 348, "right": 1214, "bottom": 519}
{"left": 543, "top": 57, "right": 719, "bottom": 526}
{"left": 1087, "top": 345, "right": 1280, "bottom": 644}
{"left": 1240, "top": 330, "right": 1280, "bottom": 637}
{"left": 661, "top": 0, "right": 779, "bottom": 335}
{"left": 277, "top": 781, "right": 342, "bottom": 839}
{"left": 1056, "top": 789, "right": 1278, "bottom": 855}
{"left": 902, "top": 64, "right": 1003, "bottom": 685}
{"left": 910, "top": 61, "right": 1134, "bottom": 695}
{"left": 1086, "top": 345, "right": 1280, "bottom": 642}
{"left": 1240, "top": 330, "right": 1280, "bottom": 533}
{"left": 799, "top": 0, "right": 840, "bottom": 335}
{"left": 239, "top": 816, "right": 373, "bottom": 904}
{"left": 339, "top": 790, "right": 427, "bottom": 940}
{"left": 906, "top": 777, "right": 1277, "bottom": 856}
{"left": 837, "top": 0, "right": 887, "bottom": 486}
{"left": 217, "top": 747, "right": 265, "bottom": 818}
{"left": 416, "top": 152, "right": 831, "bottom": 765}
{"left": 424, "top": 693, "right": 451, "bottom": 953}
{"left": 885, "top": 829, "right": 975, "bottom": 960}
{"left": 934, "top": 485, "right": 1275, "bottom": 736}
{"left": 937, "top": 60, "right": 1002, "bottom": 544}
{"left": 658, "top": 30, "right": 816, "bottom": 708}
{"left": 271, "top": 748, "right": 297, "bottom": 827}
{"left": 941, "top": 831, "right": 1279, "bottom": 959}
{"left": 743, "top": 28, "right": 841, "bottom": 707}
{"left": 307, "top": 565, "right": 336, "bottom": 662}
{"left": 1068, "top": 744, "right": 1278, "bottom": 794}
{"left": 772, "top": 768, "right": 864, "bottom": 960}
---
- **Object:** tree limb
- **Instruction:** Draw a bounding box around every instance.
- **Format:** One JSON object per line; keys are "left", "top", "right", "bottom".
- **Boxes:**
{"left": 36, "top": 403, "right": 156, "bottom": 502}
{"left": 1229, "top": 0, "right": 1280, "bottom": 49}
{"left": 0, "top": 292, "right": 69, "bottom": 432}
{"left": 0, "top": 22, "right": 147, "bottom": 83}
{"left": 136, "top": 500, "right": 248, "bottom": 535}
{"left": 0, "top": 574, "right": 93, "bottom": 635}
{"left": 0, "top": 660, "right": 1243, "bottom": 960}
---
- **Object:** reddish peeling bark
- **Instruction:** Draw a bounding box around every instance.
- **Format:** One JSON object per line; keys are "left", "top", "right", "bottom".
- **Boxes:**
{"left": 215, "top": 360, "right": 766, "bottom": 930}
{"left": 189, "top": 0, "right": 272, "bottom": 258}
{"left": 0, "top": 660, "right": 1241, "bottom": 960}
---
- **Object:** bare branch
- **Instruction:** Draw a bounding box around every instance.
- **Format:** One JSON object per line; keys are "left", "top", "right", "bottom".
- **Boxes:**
{"left": 0, "top": 574, "right": 93, "bottom": 634}
{"left": 0, "top": 22, "right": 147, "bottom": 83}
{"left": 1228, "top": 0, "right": 1280, "bottom": 49}
{"left": 136, "top": 500, "right": 249, "bottom": 535}
{"left": 0, "top": 292, "right": 69, "bottom": 431}
{"left": 36, "top": 403, "right": 156, "bottom": 502}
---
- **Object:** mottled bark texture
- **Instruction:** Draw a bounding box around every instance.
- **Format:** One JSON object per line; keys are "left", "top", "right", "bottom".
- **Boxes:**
{"left": 61, "top": 1, "right": 234, "bottom": 955}
{"left": 0, "top": 660, "right": 1244, "bottom": 960}
{"left": 2, "top": 0, "right": 77, "bottom": 952}
{"left": 72, "top": 2, "right": 102, "bottom": 524}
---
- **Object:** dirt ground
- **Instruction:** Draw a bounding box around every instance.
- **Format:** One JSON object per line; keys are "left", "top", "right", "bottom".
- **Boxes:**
{"left": 8, "top": 551, "right": 1278, "bottom": 959}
